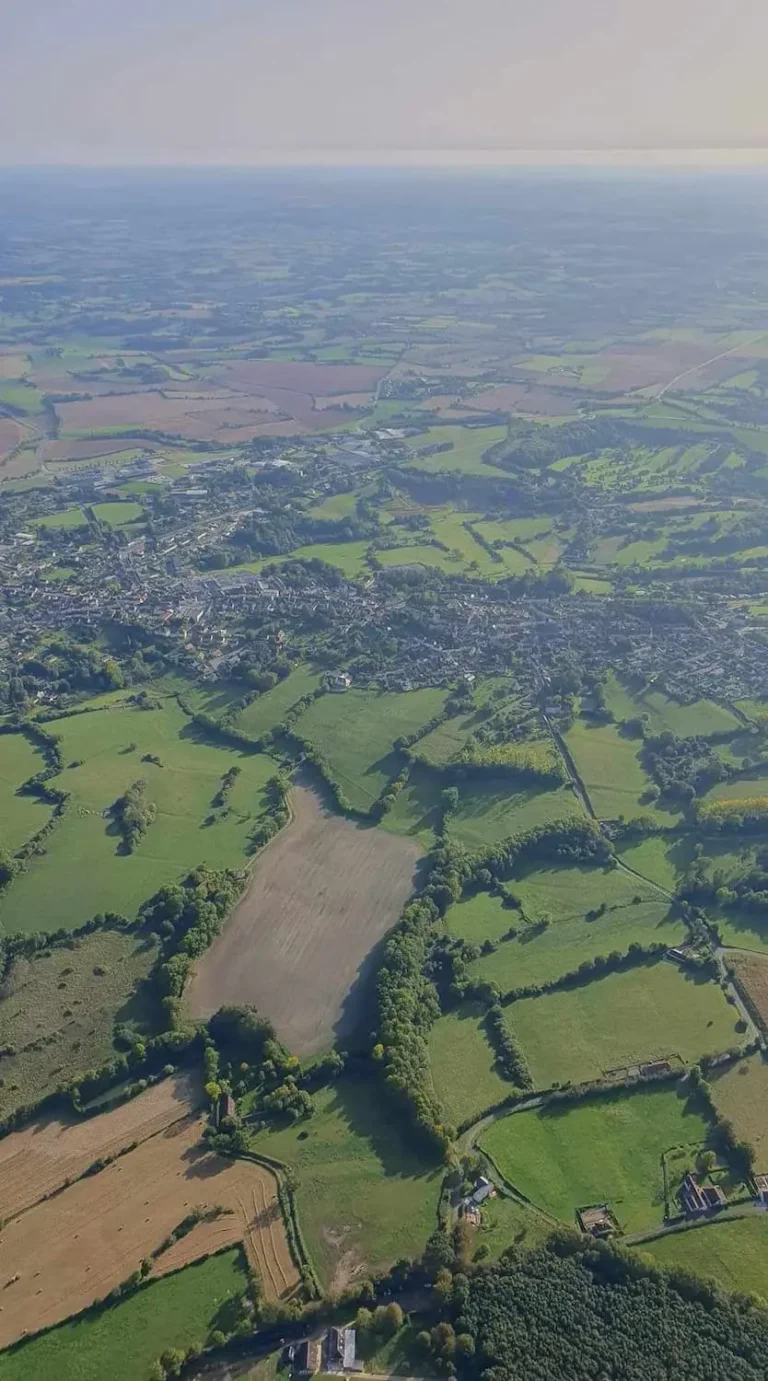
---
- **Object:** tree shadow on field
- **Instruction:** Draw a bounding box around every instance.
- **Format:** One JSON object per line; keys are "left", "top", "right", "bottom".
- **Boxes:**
{"left": 332, "top": 848, "right": 428, "bottom": 1053}
{"left": 323, "top": 1075, "right": 441, "bottom": 1185}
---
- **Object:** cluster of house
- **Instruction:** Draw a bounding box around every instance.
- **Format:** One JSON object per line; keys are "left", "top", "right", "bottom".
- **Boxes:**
{"left": 286, "top": 1326, "right": 361, "bottom": 1376}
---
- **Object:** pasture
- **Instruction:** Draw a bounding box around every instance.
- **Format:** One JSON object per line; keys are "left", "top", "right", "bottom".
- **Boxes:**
{"left": 474, "top": 1192, "right": 553, "bottom": 1258}
{"left": 296, "top": 687, "right": 445, "bottom": 811}
{"left": 602, "top": 674, "right": 740, "bottom": 738}
{"left": 467, "top": 901, "right": 683, "bottom": 993}
{"left": 0, "top": 1110, "right": 296, "bottom": 1347}
{"left": 506, "top": 964, "right": 739, "bottom": 1088}
{"left": 711, "top": 1052, "right": 768, "bottom": 1167}
{"left": 404, "top": 425, "right": 508, "bottom": 476}
{"left": 644, "top": 1217, "right": 768, "bottom": 1301}
{"left": 481, "top": 1085, "right": 710, "bottom": 1233}
{"left": 0, "top": 731, "right": 51, "bottom": 853}
{"left": 428, "top": 1005, "right": 510, "bottom": 1127}
{"left": 186, "top": 783, "right": 421, "bottom": 1054}
{"left": 0, "top": 700, "right": 279, "bottom": 935}
{"left": 564, "top": 718, "right": 682, "bottom": 825}
{"left": 250, "top": 1079, "right": 441, "bottom": 1292}
{"left": 234, "top": 665, "right": 323, "bottom": 738}
{"left": 0, "top": 1250, "right": 249, "bottom": 1381}
{"left": 446, "top": 782, "right": 580, "bottom": 850}
{"left": 0, "top": 925, "right": 158, "bottom": 1120}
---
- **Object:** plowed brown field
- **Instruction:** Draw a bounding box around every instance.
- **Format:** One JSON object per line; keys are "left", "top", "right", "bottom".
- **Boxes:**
{"left": 186, "top": 783, "right": 421, "bottom": 1053}
{"left": 0, "top": 1112, "right": 297, "bottom": 1347}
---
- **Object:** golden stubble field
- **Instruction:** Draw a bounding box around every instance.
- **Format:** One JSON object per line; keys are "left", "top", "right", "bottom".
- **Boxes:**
{"left": 0, "top": 1078, "right": 298, "bottom": 1347}
{"left": 186, "top": 783, "right": 422, "bottom": 1053}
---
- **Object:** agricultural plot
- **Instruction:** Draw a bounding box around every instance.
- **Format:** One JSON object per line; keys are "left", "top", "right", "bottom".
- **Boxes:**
{"left": 726, "top": 951, "right": 768, "bottom": 1027}
{"left": 467, "top": 901, "right": 683, "bottom": 994}
{"left": 186, "top": 783, "right": 421, "bottom": 1054}
{"left": 0, "top": 925, "right": 158, "bottom": 1120}
{"left": 35, "top": 506, "right": 88, "bottom": 529}
{"left": 0, "top": 731, "right": 51, "bottom": 853}
{"left": 446, "top": 781, "right": 580, "bottom": 850}
{"left": 474, "top": 1193, "right": 553, "bottom": 1259}
{"left": 295, "top": 687, "right": 445, "bottom": 811}
{"left": 0, "top": 1250, "right": 249, "bottom": 1381}
{"left": 0, "top": 1071, "right": 198, "bottom": 1222}
{"left": 602, "top": 675, "right": 740, "bottom": 737}
{"left": 428, "top": 1005, "right": 510, "bottom": 1127}
{"left": 711, "top": 1052, "right": 768, "bottom": 1168}
{"left": 242, "top": 539, "right": 371, "bottom": 580}
{"left": 481, "top": 1085, "right": 711, "bottom": 1234}
{"left": 564, "top": 718, "right": 682, "bottom": 825}
{"left": 250, "top": 1080, "right": 441, "bottom": 1292}
{"left": 404, "top": 425, "right": 508, "bottom": 476}
{"left": 644, "top": 1217, "right": 768, "bottom": 1302}
{"left": 617, "top": 836, "right": 686, "bottom": 892}
{"left": 0, "top": 700, "right": 280, "bottom": 935}
{"left": 506, "top": 964, "right": 739, "bottom": 1089}
{"left": 413, "top": 677, "right": 518, "bottom": 766}
{"left": 234, "top": 665, "right": 323, "bottom": 738}
{"left": 0, "top": 1110, "right": 296, "bottom": 1347}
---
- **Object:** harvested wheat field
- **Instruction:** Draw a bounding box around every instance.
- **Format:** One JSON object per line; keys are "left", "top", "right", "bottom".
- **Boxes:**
{"left": 186, "top": 783, "right": 421, "bottom": 1054}
{"left": 0, "top": 1113, "right": 297, "bottom": 1347}
{"left": 729, "top": 950, "right": 768, "bottom": 1027}
{"left": 0, "top": 1071, "right": 198, "bottom": 1223}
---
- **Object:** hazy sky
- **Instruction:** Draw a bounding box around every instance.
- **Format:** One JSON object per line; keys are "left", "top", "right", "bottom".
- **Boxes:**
{"left": 3, "top": 0, "right": 768, "bottom": 165}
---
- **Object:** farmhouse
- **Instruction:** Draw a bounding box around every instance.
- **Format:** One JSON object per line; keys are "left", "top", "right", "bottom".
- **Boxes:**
{"left": 680, "top": 1172, "right": 727, "bottom": 1216}
{"left": 470, "top": 1175, "right": 495, "bottom": 1206}
{"left": 324, "top": 1326, "right": 362, "bottom": 1373}
{"left": 326, "top": 671, "right": 352, "bottom": 691}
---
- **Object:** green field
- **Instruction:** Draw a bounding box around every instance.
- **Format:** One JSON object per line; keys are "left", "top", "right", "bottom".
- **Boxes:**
{"left": 404, "top": 425, "right": 508, "bottom": 476}
{"left": 234, "top": 665, "right": 323, "bottom": 738}
{"left": 0, "top": 925, "right": 157, "bottom": 1119}
{"left": 644, "top": 1217, "right": 768, "bottom": 1301}
{"left": 35, "top": 506, "right": 88, "bottom": 529}
{"left": 428, "top": 1005, "right": 510, "bottom": 1127}
{"left": 564, "top": 718, "right": 682, "bottom": 825}
{"left": 91, "top": 500, "right": 145, "bottom": 527}
{"left": 249, "top": 1080, "right": 441, "bottom": 1288}
{"left": 506, "top": 963, "right": 739, "bottom": 1088}
{"left": 481, "top": 1085, "right": 711, "bottom": 1234}
{"left": 467, "top": 902, "right": 683, "bottom": 993}
{"left": 413, "top": 678, "right": 516, "bottom": 765}
{"left": 447, "top": 781, "right": 580, "bottom": 849}
{"left": 711, "top": 1053, "right": 768, "bottom": 1167}
{"left": 617, "top": 836, "right": 683, "bottom": 892}
{"left": 296, "top": 687, "right": 445, "bottom": 811}
{"left": 0, "top": 1250, "right": 247, "bottom": 1381}
{"left": 603, "top": 674, "right": 740, "bottom": 738}
{"left": 474, "top": 1192, "right": 553, "bottom": 1259}
{"left": 0, "top": 732, "right": 52, "bottom": 853}
{"left": 0, "top": 699, "right": 279, "bottom": 934}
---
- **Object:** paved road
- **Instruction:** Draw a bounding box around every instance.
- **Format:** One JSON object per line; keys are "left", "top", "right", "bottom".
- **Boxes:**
{"left": 655, "top": 334, "right": 767, "bottom": 400}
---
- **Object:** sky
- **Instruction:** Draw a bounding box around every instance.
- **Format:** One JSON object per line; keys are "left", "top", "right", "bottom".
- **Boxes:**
{"left": 3, "top": 0, "right": 768, "bottom": 166}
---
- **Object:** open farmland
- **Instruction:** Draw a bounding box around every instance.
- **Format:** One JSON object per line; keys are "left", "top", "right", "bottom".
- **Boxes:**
{"left": 711, "top": 1052, "right": 768, "bottom": 1167}
{"left": 644, "top": 1217, "right": 768, "bottom": 1301}
{"left": 0, "top": 925, "right": 158, "bottom": 1120}
{"left": 446, "top": 782, "right": 580, "bottom": 849}
{"left": 0, "top": 1072, "right": 197, "bottom": 1221}
{"left": 506, "top": 963, "right": 739, "bottom": 1088}
{"left": 726, "top": 950, "right": 768, "bottom": 1027}
{"left": 0, "top": 731, "right": 50, "bottom": 853}
{"left": 0, "top": 701, "right": 280, "bottom": 935}
{"left": 481, "top": 1085, "right": 711, "bottom": 1234}
{"left": 296, "top": 687, "right": 445, "bottom": 811}
{"left": 404, "top": 425, "right": 508, "bottom": 476}
{"left": 186, "top": 783, "right": 421, "bottom": 1053}
{"left": 234, "top": 664, "right": 323, "bottom": 737}
{"left": 0, "top": 1108, "right": 296, "bottom": 1348}
{"left": 428, "top": 1005, "right": 510, "bottom": 1127}
{"left": 564, "top": 718, "right": 682, "bottom": 825}
{"left": 0, "top": 1250, "right": 249, "bottom": 1381}
{"left": 250, "top": 1079, "right": 441, "bottom": 1292}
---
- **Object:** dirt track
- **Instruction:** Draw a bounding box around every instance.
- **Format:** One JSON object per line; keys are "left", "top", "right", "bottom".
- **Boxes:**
{"left": 186, "top": 784, "right": 421, "bottom": 1053}
{"left": 0, "top": 1113, "right": 297, "bottom": 1348}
